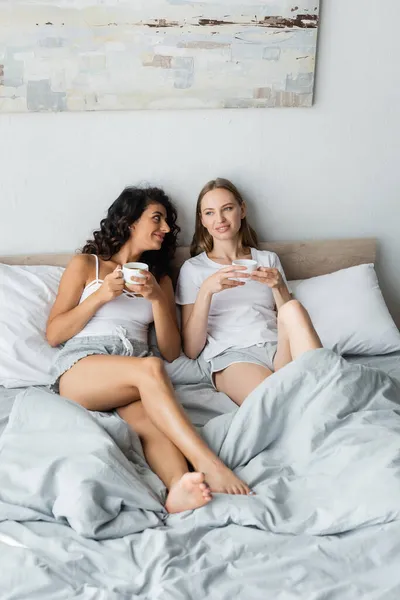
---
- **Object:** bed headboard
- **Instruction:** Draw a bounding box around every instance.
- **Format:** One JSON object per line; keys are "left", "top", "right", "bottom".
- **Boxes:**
{"left": 0, "top": 238, "right": 377, "bottom": 281}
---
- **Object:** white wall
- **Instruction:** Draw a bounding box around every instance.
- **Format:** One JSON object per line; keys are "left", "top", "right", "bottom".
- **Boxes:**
{"left": 1, "top": 0, "right": 399, "bottom": 324}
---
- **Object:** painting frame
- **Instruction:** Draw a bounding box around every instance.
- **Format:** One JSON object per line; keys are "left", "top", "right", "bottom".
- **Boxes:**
{"left": 0, "top": 1, "right": 320, "bottom": 112}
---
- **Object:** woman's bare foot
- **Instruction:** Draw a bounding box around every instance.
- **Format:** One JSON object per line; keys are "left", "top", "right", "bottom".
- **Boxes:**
{"left": 165, "top": 472, "right": 213, "bottom": 514}
{"left": 197, "top": 460, "right": 253, "bottom": 495}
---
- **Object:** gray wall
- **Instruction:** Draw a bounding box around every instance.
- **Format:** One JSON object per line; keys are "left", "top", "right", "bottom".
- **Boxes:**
{"left": 1, "top": 0, "right": 399, "bottom": 324}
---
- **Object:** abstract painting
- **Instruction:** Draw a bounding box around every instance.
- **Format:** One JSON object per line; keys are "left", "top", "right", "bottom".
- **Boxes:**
{"left": 0, "top": 1, "right": 320, "bottom": 112}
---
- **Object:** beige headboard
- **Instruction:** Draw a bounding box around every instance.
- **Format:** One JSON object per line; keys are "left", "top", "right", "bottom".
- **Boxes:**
{"left": 0, "top": 238, "right": 376, "bottom": 281}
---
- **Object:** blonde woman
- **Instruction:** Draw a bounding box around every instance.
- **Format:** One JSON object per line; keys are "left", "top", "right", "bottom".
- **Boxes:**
{"left": 176, "top": 178, "right": 322, "bottom": 406}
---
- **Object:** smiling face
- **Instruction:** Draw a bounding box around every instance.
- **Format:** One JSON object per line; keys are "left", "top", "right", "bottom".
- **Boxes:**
{"left": 200, "top": 188, "right": 246, "bottom": 243}
{"left": 131, "top": 202, "right": 171, "bottom": 252}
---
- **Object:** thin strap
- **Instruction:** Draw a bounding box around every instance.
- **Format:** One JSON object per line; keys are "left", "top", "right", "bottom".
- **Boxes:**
{"left": 92, "top": 254, "right": 100, "bottom": 282}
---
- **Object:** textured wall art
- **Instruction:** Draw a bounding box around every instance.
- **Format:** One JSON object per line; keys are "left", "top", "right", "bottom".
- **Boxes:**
{"left": 0, "top": 1, "right": 320, "bottom": 112}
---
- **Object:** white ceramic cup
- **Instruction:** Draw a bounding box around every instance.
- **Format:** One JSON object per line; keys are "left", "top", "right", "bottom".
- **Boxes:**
{"left": 122, "top": 262, "right": 149, "bottom": 285}
{"left": 231, "top": 259, "right": 258, "bottom": 282}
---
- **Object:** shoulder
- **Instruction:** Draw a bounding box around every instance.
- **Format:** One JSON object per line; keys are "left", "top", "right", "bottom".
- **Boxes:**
{"left": 253, "top": 249, "right": 280, "bottom": 266}
{"left": 64, "top": 254, "right": 93, "bottom": 278}
{"left": 179, "top": 253, "right": 207, "bottom": 275}
{"left": 185, "top": 252, "right": 208, "bottom": 268}
{"left": 55, "top": 254, "right": 92, "bottom": 296}
{"left": 68, "top": 253, "right": 93, "bottom": 269}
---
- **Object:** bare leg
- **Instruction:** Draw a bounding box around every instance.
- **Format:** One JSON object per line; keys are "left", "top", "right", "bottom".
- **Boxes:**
{"left": 60, "top": 355, "right": 251, "bottom": 495}
{"left": 274, "top": 299, "right": 322, "bottom": 371}
{"left": 273, "top": 312, "right": 292, "bottom": 372}
{"left": 214, "top": 300, "right": 322, "bottom": 405}
{"left": 214, "top": 363, "right": 273, "bottom": 406}
{"left": 118, "top": 401, "right": 212, "bottom": 513}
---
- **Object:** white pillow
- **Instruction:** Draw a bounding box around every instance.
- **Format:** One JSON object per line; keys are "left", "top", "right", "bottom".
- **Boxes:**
{"left": 289, "top": 264, "right": 400, "bottom": 356}
{"left": 0, "top": 264, "right": 64, "bottom": 388}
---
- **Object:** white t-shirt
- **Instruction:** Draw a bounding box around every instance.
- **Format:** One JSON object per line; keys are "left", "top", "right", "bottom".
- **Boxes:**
{"left": 175, "top": 248, "right": 291, "bottom": 361}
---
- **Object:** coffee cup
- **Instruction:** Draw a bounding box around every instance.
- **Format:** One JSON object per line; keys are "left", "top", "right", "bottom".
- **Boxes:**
{"left": 122, "top": 262, "right": 149, "bottom": 285}
{"left": 231, "top": 259, "right": 258, "bottom": 282}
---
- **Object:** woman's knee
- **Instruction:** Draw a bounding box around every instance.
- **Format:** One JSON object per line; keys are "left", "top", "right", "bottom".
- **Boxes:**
{"left": 278, "top": 299, "right": 305, "bottom": 325}
{"left": 141, "top": 356, "right": 166, "bottom": 380}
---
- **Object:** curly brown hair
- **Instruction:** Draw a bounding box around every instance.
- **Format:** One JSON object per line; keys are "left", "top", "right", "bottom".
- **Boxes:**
{"left": 81, "top": 186, "right": 180, "bottom": 281}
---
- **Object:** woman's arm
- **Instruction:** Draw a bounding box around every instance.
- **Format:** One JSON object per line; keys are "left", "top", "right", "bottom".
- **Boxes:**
{"left": 181, "top": 265, "right": 248, "bottom": 359}
{"left": 152, "top": 276, "right": 181, "bottom": 362}
{"left": 250, "top": 267, "right": 291, "bottom": 311}
{"left": 272, "top": 282, "right": 292, "bottom": 310}
{"left": 46, "top": 255, "right": 123, "bottom": 347}
{"left": 181, "top": 288, "right": 213, "bottom": 359}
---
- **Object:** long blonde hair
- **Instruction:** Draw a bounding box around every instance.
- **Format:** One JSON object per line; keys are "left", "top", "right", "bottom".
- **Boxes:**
{"left": 190, "top": 178, "right": 259, "bottom": 257}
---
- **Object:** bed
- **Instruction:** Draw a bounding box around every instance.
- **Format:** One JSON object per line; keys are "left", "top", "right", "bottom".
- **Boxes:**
{"left": 1, "top": 239, "right": 400, "bottom": 600}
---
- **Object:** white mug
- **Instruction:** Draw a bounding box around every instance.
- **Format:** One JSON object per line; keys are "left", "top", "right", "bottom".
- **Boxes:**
{"left": 231, "top": 259, "right": 258, "bottom": 282}
{"left": 122, "top": 262, "right": 149, "bottom": 285}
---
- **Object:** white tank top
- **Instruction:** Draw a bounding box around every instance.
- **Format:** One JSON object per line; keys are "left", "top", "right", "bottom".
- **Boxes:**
{"left": 74, "top": 255, "right": 153, "bottom": 343}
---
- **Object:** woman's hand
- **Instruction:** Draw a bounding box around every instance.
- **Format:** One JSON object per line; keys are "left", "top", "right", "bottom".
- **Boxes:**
{"left": 201, "top": 265, "right": 249, "bottom": 296}
{"left": 97, "top": 266, "right": 125, "bottom": 303}
{"left": 250, "top": 267, "right": 284, "bottom": 289}
{"left": 126, "top": 270, "right": 163, "bottom": 302}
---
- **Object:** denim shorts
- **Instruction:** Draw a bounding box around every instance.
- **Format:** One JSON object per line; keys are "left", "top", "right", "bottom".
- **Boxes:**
{"left": 208, "top": 342, "right": 278, "bottom": 388}
{"left": 50, "top": 329, "right": 151, "bottom": 393}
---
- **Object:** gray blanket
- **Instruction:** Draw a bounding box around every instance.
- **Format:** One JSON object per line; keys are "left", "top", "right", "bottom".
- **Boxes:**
{"left": 2, "top": 349, "right": 400, "bottom": 598}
